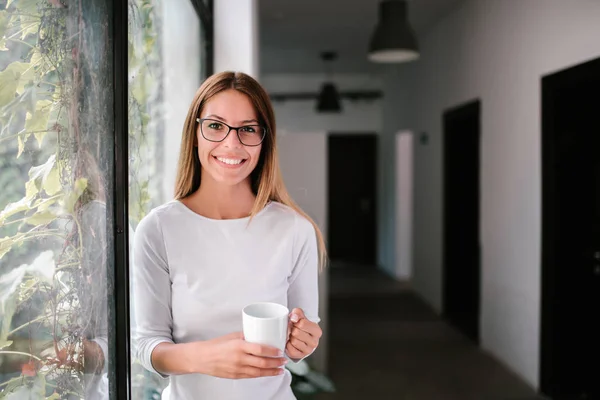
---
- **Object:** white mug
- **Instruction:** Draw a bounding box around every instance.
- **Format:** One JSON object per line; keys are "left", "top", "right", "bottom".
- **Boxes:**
{"left": 242, "top": 302, "right": 289, "bottom": 353}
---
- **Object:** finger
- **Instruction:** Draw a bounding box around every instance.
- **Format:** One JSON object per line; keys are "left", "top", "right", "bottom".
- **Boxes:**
{"left": 293, "top": 319, "right": 321, "bottom": 338}
{"left": 287, "top": 320, "right": 293, "bottom": 341}
{"left": 290, "top": 327, "right": 318, "bottom": 348}
{"left": 238, "top": 366, "right": 285, "bottom": 378}
{"left": 243, "top": 342, "right": 283, "bottom": 358}
{"left": 214, "top": 332, "right": 244, "bottom": 343}
{"left": 289, "top": 308, "right": 305, "bottom": 323}
{"left": 286, "top": 341, "right": 305, "bottom": 359}
{"left": 289, "top": 336, "right": 311, "bottom": 354}
{"left": 244, "top": 354, "right": 288, "bottom": 370}
{"left": 225, "top": 332, "right": 245, "bottom": 340}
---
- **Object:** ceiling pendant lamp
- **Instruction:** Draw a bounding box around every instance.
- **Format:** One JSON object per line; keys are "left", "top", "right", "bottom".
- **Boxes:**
{"left": 368, "top": 0, "right": 419, "bottom": 63}
{"left": 317, "top": 82, "right": 342, "bottom": 112}
{"left": 316, "top": 51, "right": 342, "bottom": 113}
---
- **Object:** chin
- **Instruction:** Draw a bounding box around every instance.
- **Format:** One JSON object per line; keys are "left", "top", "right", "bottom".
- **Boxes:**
{"left": 216, "top": 177, "right": 249, "bottom": 187}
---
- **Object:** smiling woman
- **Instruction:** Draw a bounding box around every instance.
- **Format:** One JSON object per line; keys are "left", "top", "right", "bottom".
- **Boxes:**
{"left": 131, "top": 71, "right": 327, "bottom": 399}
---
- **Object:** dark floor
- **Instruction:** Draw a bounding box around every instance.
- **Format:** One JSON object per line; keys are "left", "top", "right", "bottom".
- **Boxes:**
{"left": 314, "top": 266, "right": 547, "bottom": 400}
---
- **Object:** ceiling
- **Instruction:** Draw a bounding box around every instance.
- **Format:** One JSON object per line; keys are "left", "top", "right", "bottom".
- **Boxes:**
{"left": 259, "top": 0, "right": 462, "bottom": 74}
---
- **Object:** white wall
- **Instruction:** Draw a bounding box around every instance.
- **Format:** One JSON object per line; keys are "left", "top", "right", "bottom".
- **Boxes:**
{"left": 403, "top": 0, "right": 600, "bottom": 388}
{"left": 161, "top": 0, "right": 201, "bottom": 202}
{"left": 395, "top": 132, "right": 414, "bottom": 280}
{"left": 214, "top": 0, "right": 259, "bottom": 77}
{"left": 379, "top": 65, "right": 417, "bottom": 278}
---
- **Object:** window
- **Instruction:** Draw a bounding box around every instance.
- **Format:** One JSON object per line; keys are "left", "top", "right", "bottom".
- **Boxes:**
{"left": 1, "top": 0, "right": 211, "bottom": 398}
{"left": 0, "top": 0, "right": 115, "bottom": 398}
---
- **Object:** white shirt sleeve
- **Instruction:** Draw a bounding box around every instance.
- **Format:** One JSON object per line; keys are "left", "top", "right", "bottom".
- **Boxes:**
{"left": 132, "top": 211, "right": 174, "bottom": 378}
{"left": 286, "top": 214, "right": 321, "bottom": 363}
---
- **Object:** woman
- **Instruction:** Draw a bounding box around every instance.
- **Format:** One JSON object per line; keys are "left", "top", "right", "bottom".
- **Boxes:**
{"left": 133, "top": 71, "right": 326, "bottom": 400}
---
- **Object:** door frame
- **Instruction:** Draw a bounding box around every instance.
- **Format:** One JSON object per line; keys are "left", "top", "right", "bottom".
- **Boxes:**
{"left": 442, "top": 99, "right": 482, "bottom": 344}
{"left": 327, "top": 132, "right": 378, "bottom": 266}
{"left": 540, "top": 56, "right": 600, "bottom": 397}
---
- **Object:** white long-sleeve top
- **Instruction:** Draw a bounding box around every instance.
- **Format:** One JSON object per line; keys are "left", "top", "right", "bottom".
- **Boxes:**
{"left": 132, "top": 200, "right": 320, "bottom": 400}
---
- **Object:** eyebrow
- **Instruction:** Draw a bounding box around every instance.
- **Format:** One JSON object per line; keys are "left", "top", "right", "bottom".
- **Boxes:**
{"left": 204, "top": 114, "right": 259, "bottom": 125}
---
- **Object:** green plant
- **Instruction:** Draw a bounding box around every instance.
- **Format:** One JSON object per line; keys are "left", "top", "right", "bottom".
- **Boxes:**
{"left": 0, "top": 0, "right": 115, "bottom": 397}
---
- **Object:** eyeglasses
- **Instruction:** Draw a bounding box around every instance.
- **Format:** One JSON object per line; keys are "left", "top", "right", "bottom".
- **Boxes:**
{"left": 196, "top": 118, "right": 266, "bottom": 146}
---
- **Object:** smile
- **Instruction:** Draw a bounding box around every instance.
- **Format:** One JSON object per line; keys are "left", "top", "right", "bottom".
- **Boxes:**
{"left": 214, "top": 156, "right": 246, "bottom": 166}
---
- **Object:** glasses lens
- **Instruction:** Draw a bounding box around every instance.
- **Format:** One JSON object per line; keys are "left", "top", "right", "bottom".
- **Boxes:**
{"left": 238, "top": 126, "right": 265, "bottom": 146}
{"left": 201, "top": 120, "right": 228, "bottom": 142}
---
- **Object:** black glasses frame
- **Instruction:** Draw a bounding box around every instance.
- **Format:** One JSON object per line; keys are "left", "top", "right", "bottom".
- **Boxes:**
{"left": 196, "top": 118, "right": 266, "bottom": 146}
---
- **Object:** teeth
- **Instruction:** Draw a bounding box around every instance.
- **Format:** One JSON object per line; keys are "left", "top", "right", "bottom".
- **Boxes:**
{"left": 216, "top": 157, "right": 243, "bottom": 165}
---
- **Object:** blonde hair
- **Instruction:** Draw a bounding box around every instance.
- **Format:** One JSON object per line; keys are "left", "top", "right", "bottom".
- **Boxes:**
{"left": 174, "top": 71, "right": 327, "bottom": 270}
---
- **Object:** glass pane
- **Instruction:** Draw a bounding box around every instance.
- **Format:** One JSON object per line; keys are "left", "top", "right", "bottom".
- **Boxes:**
{"left": 0, "top": 0, "right": 114, "bottom": 399}
{"left": 128, "top": 0, "right": 203, "bottom": 398}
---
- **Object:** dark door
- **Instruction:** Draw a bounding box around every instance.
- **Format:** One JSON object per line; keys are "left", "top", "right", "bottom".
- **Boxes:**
{"left": 328, "top": 134, "right": 377, "bottom": 266}
{"left": 541, "top": 57, "right": 600, "bottom": 400}
{"left": 442, "top": 100, "right": 481, "bottom": 343}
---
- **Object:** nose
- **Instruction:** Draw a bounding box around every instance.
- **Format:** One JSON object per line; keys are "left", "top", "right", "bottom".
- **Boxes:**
{"left": 222, "top": 127, "right": 243, "bottom": 148}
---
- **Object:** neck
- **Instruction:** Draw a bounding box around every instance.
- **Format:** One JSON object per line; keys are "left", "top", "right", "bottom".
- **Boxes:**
{"left": 187, "top": 175, "right": 256, "bottom": 220}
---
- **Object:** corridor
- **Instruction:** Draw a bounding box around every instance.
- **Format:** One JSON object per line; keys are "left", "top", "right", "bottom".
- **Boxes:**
{"left": 315, "top": 267, "right": 547, "bottom": 400}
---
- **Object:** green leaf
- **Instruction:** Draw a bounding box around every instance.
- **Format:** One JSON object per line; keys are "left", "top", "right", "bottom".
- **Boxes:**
{"left": 34, "top": 196, "right": 57, "bottom": 212}
{"left": 0, "top": 196, "right": 32, "bottom": 224}
{"left": 46, "top": 393, "right": 60, "bottom": 400}
{"left": 26, "top": 100, "right": 52, "bottom": 137}
{"left": 0, "top": 339, "right": 12, "bottom": 349}
{"left": 25, "top": 178, "right": 38, "bottom": 198}
{"left": 26, "top": 154, "right": 60, "bottom": 197}
{"left": 0, "top": 236, "right": 14, "bottom": 259}
{"left": 25, "top": 210, "right": 55, "bottom": 225}
{"left": 43, "top": 162, "right": 60, "bottom": 195}
{"left": 0, "top": 62, "right": 35, "bottom": 107}
{"left": 7, "top": 62, "right": 35, "bottom": 94}
{"left": 0, "top": 66, "right": 19, "bottom": 107}
{"left": 19, "top": 86, "right": 37, "bottom": 115}
{"left": 20, "top": 13, "right": 40, "bottom": 40}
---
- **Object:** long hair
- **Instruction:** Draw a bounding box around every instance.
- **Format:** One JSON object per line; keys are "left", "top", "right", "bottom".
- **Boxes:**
{"left": 174, "top": 71, "right": 327, "bottom": 270}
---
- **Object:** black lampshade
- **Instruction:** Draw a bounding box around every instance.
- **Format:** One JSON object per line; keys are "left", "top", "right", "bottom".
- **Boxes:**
{"left": 316, "top": 82, "right": 342, "bottom": 113}
{"left": 368, "top": 1, "right": 419, "bottom": 63}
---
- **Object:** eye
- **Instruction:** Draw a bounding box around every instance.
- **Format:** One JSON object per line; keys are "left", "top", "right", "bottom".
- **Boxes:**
{"left": 208, "top": 122, "right": 224, "bottom": 130}
{"left": 240, "top": 126, "right": 257, "bottom": 133}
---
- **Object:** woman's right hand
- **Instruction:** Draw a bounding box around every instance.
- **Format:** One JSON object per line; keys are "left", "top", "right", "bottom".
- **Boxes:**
{"left": 197, "top": 332, "right": 288, "bottom": 379}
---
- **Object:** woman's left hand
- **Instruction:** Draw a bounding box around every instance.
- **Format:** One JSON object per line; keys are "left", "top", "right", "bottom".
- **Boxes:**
{"left": 285, "top": 308, "right": 322, "bottom": 360}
